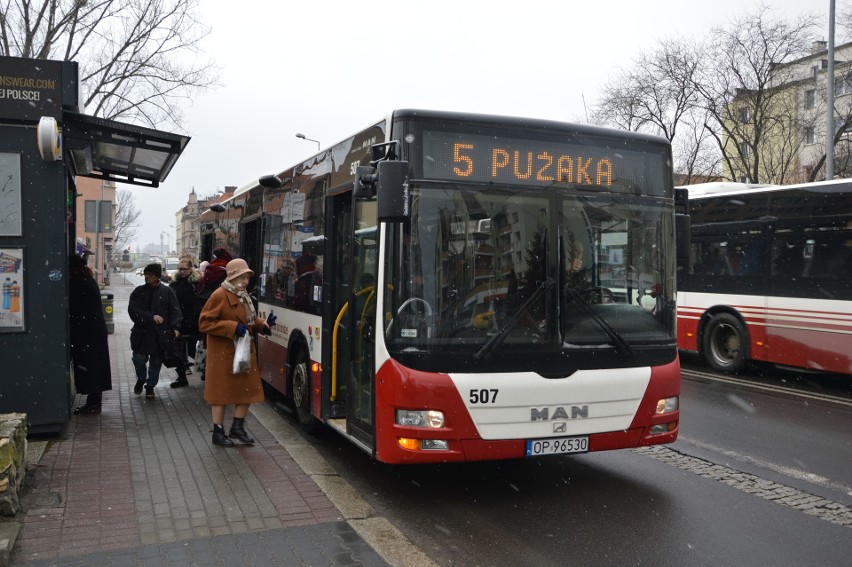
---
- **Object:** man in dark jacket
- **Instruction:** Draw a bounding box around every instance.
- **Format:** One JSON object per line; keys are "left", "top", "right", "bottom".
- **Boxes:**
{"left": 129, "top": 263, "right": 182, "bottom": 398}
{"left": 168, "top": 257, "right": 201, "bottom": 388}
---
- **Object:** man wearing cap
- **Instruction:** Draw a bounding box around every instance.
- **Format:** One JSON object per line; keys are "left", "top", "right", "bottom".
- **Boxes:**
{"left": 128, "top": 263, "right": 183, "bottom": 398}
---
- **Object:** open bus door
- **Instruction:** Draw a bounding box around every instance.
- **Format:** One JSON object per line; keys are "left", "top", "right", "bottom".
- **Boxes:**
{"left": 324, "top": 190, "right": 379, "bottom": 454}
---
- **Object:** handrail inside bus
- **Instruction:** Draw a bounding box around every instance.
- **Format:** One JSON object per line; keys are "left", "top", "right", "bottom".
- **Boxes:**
{"left": 331, "top": 286, "right": 376, "bottom": 402}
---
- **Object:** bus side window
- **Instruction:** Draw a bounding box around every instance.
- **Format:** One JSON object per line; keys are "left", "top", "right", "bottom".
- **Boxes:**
{"left": 771, "top": 239, "right": 802, "bottom": 277}
{"left": 290, "top": 255, "right": 323, "bottom": 314}
{"left": 735, "top": 242, "right": 763, "bottom": 276}
{"left": 826, "top": 241, "right": 852, "bottom": 276}
{"left": 711, "top": 245, "right": 732, "bottom": 276}
{"left": 803, "top": 243, "right": 831, "bottom": 278}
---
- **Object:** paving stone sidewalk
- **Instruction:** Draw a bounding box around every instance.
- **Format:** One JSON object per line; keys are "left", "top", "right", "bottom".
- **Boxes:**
{"left": 9, "top": 276, "right": 395, "bottom": 566}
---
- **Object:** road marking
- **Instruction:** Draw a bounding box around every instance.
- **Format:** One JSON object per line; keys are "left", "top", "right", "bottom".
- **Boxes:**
{"left": 682, "top": 369, "right": 852, "bottom": 408}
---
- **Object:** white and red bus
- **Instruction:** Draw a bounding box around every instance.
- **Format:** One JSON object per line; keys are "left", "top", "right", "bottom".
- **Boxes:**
{"left": 201, "top": 109, "right": 681, "bottom": 463}
{"left": 677, "top": 180, "right": 852, "bottom": 375}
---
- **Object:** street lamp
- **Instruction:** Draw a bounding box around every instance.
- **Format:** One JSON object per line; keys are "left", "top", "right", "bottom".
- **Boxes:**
{"left": 160, "top": 230, "right": 171, "bottom": 255}
{"left": 295, "top": 133, "right": 320, "bottom": 151}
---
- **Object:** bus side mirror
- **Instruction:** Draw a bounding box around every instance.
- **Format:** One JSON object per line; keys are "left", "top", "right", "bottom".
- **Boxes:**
{"left": 674, "top": 187, "right": 690, "bottom": 264}
{"left": 259, "top": 174, "right": 282, "bottom": 189}
{"left": 353, "top": 166, "right": 377, "bottom": 199}
{"left": 377, "top": 161, "right": 410, "bottom": 222}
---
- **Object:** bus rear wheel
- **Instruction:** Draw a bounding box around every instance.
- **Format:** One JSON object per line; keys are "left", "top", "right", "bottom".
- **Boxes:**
{"left": 290, "top": 349, "right": 320, "bottom": 434}
{"left": 702, "top": 312, "right": 748, "bottom": 373}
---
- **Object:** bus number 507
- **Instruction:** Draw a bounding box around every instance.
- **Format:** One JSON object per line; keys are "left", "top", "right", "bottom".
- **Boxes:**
{"left": 469, "top": 389, "right": 498, "bottom": 404}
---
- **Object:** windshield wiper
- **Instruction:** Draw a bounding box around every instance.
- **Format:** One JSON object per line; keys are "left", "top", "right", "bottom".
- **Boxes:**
{"left": 474, "top": 278, "right": 553, "bottom": 362}
{"left": 564, "top": 286, "right": 633, "bottom": 356}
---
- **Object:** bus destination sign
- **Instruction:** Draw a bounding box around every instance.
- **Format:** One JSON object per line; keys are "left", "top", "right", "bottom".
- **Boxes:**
{"left": 421, "top": 130, "right": 656, "bottom": 192}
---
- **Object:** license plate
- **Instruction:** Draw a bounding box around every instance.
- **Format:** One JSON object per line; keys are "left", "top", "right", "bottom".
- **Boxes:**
{"left": 526, "top": 436, "right": 589, "bottom": 456}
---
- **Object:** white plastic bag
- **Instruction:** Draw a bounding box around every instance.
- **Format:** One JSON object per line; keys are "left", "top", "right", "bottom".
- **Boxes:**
{"left": 232, "top": 334, "right": 251, "bottom": 374}
{"left": 194, "top": 339, "right": 207, "bottom": 374}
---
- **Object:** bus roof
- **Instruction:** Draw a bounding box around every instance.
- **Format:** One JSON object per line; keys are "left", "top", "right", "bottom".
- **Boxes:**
{"left": 391, "top": 108, "right": 672, "bottom": 146}
{"left": 678, "top": 178, "right": 852, "bottom": 199}
{"left": 216, "top": 109, "right": 674, "bottom": 209}
{"left": 677, "top": 182, "right": 775, "bottom": 196}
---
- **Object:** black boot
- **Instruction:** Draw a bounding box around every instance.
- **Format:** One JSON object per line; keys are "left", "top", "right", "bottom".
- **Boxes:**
{"left": 170, "top": 367, "right": 189, "bottom": 388}
{"left": 229, "top": 417, "right": 255, "bottom": 444}
{"left": 73, "top": 392, "right": 103, "bottom": 415}
{"left": 212, "top": 424, "right": 235, "bottom": 447}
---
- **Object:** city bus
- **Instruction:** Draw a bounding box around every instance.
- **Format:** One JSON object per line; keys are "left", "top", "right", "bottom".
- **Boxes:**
{"left": 199, "top": 109, "right": 681, "bottom": 463}
{"left": 676, "top": 180, "right": 852, "bottom": 375}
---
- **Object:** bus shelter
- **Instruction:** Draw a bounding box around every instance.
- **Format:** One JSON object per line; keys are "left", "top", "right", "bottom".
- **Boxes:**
{"left": 0, "top": 55, "right": 189, "bottom": 432}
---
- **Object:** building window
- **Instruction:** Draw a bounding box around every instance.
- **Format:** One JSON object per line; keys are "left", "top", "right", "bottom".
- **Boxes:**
{"left": 834, "top": 74, "right": 852, "bottom": 96}
{"left": 738, "top": 107, "right": 750, "bottom": 123}
{"left": 804, "top": 89, "right": 816, "bottom": 109}
{"left": 804, "top": 127, "right": 816, "bottom": 145}
{"left": 739, "top": 175, "right": 751, "bottom": 183}
{"left": 740, "top": 142, "right": 751, "bottom": 159}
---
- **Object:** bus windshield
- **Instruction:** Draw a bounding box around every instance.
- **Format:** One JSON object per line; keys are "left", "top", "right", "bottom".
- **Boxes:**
{"left": 383, "top": 183, "right": 676, "bottom": 374}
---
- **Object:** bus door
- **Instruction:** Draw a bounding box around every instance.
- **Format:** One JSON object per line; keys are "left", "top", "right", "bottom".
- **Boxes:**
{"left": 324, "top": 190, "right": 378, "bottom": 451}
{"left": 241, "top": 217, "right": 262, "bottom": 295}
{"left": 199, "top": 232, "right": 215, "bottom": 264}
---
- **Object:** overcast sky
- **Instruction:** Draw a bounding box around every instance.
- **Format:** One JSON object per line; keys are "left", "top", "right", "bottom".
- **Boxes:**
{"left": 129, "top": 0, "right": 818, "bottom": 252}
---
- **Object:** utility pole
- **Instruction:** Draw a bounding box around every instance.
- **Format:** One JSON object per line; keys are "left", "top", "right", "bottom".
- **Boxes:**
{"left": 827, "top": 0, "right": 836, "bottom": 180}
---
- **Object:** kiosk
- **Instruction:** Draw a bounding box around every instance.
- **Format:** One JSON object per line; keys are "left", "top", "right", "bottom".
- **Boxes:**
{"left": 0, "top": 56, "right": 189, "bottom": 433}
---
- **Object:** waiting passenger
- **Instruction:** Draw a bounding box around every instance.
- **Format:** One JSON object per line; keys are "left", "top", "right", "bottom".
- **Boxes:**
{"left": 736, "top": 243, "right": 763, "bottom": 276}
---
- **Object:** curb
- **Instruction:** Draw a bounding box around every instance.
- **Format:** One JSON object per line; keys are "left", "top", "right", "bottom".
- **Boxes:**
{"left": 250, "top": 402, "right": 438, "bottom": 567}
{"left": 0, "top": 521, "right": 19, "bottom": 567}
{"left": 0, "top": 440, "right": 46, "bottom": 566}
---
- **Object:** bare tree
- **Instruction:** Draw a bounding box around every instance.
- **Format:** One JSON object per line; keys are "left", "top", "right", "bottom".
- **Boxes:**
{"left": 838, "top": 2, "right": 852, "bottom": 42}
{"left": 694, "top": 6, "right": 818, "bottom": 184}
{"left": 592, "top": 38, "right": 721, "bottom": 183}
{"left": 672, "top": 109, "right": 723, "bottom": 185}
{"left": 114, "top": 188, "right": 141, "bottom": 252}
{"left": 801, "top": 2, "right": 852, "bottom": 181}
{"left": 804, "top": 111, "right": 852, "bottom": 181}
{"left": 0, "top": 0, "right": 218, "bottom": 130}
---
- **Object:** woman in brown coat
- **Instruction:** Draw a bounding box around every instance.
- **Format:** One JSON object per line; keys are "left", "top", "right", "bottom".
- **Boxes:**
{"left": 198, "top": 258, "right": 270, "bottom": 447}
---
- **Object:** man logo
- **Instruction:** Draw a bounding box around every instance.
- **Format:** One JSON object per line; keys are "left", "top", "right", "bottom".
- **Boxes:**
{"left": 553, "top": 422, "right": 567, "bottom": 433}
{"left": 530, "top": 405, "right": 589, "bottom": 421}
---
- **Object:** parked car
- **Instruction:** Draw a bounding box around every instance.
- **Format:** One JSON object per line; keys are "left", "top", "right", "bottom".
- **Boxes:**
{"left": 163, "top": 257, "right": 180, "bottom": 281}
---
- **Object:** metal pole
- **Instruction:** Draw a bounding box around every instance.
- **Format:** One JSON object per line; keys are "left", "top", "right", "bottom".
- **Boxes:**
{"left": 296, "top": 133, "right": 321, "bottom": 150}
{"left": 827, "top": 0, "right": 835, "bottom": 180}
{"left": 95, "top": 195, "right": 101, "bottom": 286}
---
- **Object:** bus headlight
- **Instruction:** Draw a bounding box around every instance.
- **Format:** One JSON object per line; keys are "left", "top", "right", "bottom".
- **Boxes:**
{"left": 398, "top": 438, "right": 449, "bottom": 451}
{"left": 655, "top": 396, "right": 678, "bottom": 415}
{"left": 649, "top": 421, "right": 678, "bottom": 435}
{"left": 396, "top": 409, "right": 445, "bottom": 428}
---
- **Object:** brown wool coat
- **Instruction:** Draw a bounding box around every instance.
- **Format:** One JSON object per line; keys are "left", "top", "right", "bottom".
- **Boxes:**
{"left": 198, "top": 286, "right": 265, "bottom": 405}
